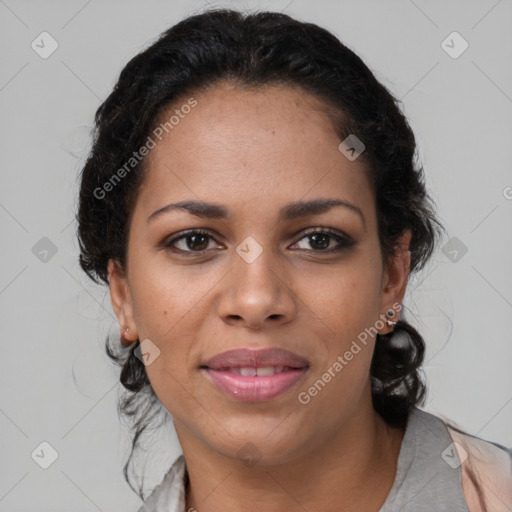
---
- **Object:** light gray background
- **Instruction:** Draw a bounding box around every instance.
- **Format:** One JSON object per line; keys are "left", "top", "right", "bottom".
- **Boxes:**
{"left": 1, "top": 0, "right": 511, "bottom": 510}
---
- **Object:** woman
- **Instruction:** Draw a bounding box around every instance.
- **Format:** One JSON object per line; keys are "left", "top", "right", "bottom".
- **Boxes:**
{"left": 76, "top": 8, "right": 512, "bottom": 512}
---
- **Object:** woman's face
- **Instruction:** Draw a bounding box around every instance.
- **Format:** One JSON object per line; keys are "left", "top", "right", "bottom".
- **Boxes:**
{"left": 109, "top": 82, "right": 410, "bottom": 464}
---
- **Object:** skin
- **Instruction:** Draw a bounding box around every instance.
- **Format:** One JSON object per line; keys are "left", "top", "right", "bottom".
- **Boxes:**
{"left": 109, "top": 81, "right": 412, "bottom": 512}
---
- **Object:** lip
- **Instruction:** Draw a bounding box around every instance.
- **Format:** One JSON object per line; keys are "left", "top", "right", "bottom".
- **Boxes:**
{"left": 201, "top": 347, "right": 309, "bottom": 402}
{"left": 203, "top": 347, "right": 309, "bottom": 370}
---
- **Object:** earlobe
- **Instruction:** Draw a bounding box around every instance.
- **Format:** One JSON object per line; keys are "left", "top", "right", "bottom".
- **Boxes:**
{"left": 384, "top": 229, "right": 412, "bottom": 295}
{"left": 107, "top": 259, "right": 138, "bottom": 346}
{"left": 379, "top": 230, "right": 412, "bottom": 333}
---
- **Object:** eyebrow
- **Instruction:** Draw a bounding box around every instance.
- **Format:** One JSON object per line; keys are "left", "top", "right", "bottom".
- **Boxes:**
{"left": 147, "top": 198, "right": 366, "bottom": 229}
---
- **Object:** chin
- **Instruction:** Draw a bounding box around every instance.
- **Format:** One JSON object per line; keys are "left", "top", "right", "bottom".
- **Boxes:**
{"left": 209, "top": 420, "right": 306, "bottom": 465}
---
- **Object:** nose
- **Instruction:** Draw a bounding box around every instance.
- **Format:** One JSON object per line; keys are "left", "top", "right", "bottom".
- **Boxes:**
{"left": 217, "top": 247, "right": 297, "bottom": 330}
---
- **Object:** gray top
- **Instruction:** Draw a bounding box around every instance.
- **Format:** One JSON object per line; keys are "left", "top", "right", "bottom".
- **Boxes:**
{"left": 378, "top": 407, "right": 469, "bottom": 511}
{"left": 138, "top": 407, "right": 480, "bottom": 511}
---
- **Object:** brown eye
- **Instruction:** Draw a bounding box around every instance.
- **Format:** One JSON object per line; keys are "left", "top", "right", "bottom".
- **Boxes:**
{"left": 308, "top": 233, "right": 330, "bottom": 250}
{"left": 184, "top": 234, "right": 209, "bottom": 251}
{"left": 291, "top": 228, "right": 355, "bottom": 253}
{"left": 164, "top": 230, "right": 222, "bottom": 253}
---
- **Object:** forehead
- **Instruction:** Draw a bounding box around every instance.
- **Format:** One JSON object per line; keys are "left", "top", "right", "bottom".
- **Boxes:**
{"left": 137, "top": 82, "right": 373, "bottom": 221}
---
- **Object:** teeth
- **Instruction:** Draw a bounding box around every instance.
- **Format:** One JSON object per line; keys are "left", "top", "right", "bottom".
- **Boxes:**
{"left": 226, "top": 366, "right": 287, "bottom": 376}
{"left": 240, "top": 367, "right": 257, "bottom": 376}
{"left": 256, "top": 366, "right": 275, "bottom": 376}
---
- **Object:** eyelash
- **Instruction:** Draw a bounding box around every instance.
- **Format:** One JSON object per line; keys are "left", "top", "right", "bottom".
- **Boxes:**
{"left": 162, "top": 227, "right": 355, "bottom": 255}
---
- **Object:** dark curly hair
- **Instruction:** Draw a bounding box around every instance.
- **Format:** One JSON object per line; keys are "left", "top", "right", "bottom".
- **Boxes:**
{"left": 77, "top": 8, "right": 445, "bottom": 499}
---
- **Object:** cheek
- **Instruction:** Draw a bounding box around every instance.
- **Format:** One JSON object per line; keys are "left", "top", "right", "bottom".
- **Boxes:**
{"left": 297, "top": 270, "right": 381, "bottom": 416}
{"left": 294, "top": 250, "right": 383, "bottom": 404}
{"left": 128, "top": 246, "right": 210, "bottom": 338}
{"left": 298, "top": 253, "right": 383, "bottom": 342}
{"left": 127, "top": 252, "right": 219, "bottom": 395}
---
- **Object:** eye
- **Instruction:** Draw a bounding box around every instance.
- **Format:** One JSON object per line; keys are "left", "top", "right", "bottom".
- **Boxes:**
{"left": 290, "top": 228, "right": 355, "bottom": 253}
{"left": 163, "top": 229, "right": 223, "bottom": 254}
{"left": 162, "top": 227, "right": 355, "bottom": 255}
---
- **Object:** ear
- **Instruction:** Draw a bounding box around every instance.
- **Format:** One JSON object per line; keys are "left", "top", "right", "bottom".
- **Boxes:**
{"left": 378, "top": 229, "right": 412, "bottom": 334}
{"left": 108, "top": 259, "right": 138, "bottom": 347}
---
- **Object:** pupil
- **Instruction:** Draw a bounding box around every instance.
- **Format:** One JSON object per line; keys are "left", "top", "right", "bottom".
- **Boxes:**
{"left": 310, "top": 234, "right": 329, "bottom": 250}
{"left": 187, "top": 235, "right": 208, "bottom": 251}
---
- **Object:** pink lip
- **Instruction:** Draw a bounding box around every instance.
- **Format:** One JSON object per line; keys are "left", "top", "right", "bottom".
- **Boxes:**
{"left": 201, "top": 348, "right": 309, "bottom": 402}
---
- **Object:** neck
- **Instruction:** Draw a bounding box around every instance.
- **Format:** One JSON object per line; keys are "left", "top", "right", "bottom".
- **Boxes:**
{"left": 177, "top": 398, "right": 406, "bottom": 512}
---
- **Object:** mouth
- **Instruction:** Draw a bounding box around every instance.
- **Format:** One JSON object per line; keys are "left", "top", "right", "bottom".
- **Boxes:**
{"left": 210, "top": 365, "right": 299, "bottom": 376}
{"left": 200, "top": 347, "right": 309, "bottom": 402}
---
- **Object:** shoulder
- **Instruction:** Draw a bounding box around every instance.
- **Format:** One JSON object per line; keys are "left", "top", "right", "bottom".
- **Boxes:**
{"left": 446, "top": 423, "right": 512, "bottom": 512}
